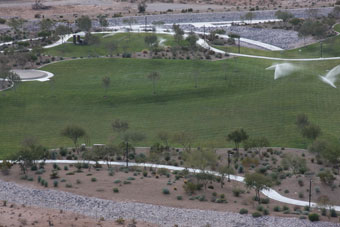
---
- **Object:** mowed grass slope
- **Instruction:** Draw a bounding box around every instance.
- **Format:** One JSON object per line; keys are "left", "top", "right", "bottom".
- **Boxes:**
{"left": 1, "top": 57, "right": 340, "bottom": 157}
{"left": 45, "top": 33, "right": 174, "bottom": 57}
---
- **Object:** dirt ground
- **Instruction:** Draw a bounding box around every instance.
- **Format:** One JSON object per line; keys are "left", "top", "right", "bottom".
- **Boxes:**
{"left": 0, "top": 0, "right": 335, "bottom": 20}
{"left": 0, "top": 202, "right": 156, "bottom": 227}
{"left": 0, "top": 161, "right": 339, "bottom": 223}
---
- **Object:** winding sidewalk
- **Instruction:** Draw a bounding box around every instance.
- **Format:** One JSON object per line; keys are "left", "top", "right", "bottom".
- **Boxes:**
{"left": 2, "top": 160, "right": 339, "bottom": 212}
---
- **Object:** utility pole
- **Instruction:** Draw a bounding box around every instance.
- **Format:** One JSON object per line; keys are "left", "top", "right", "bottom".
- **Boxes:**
{"left": 126, "top": 142, "right": 129, "bottom": 167}
{"left": 309, "top": 179, "right": 312, "bottom": 209}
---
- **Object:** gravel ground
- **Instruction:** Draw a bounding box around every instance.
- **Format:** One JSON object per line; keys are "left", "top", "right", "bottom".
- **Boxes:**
{"left": 0, "top": 179, "right": 339, "bottom": 227}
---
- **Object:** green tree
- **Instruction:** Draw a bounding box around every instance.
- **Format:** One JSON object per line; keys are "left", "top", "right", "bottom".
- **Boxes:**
{"left": 112, "top": 119, "right": 129, "bottom": 134}
{"left": 275, "top": 10, "right": 294, "bottom": 24}
{"left": 39, "top": 18, "right": 55, "bottom": 34}
{"left": 138, "top": 1, "right": 147, "bottom": 13}
{"left": 61, "top": 125, "right": 86, "bottom": 153}
{"left": 55, "top": 25, "right": 72, "bottom": 43}
{"left": 172, "top": 24, "right": 184, "bottom": 45}
{"left": 244, "top": 172, "right": 272, "bottom": 204}
{"left": 147, "top": 71, "right": 160, "bottom": 95}
{"left": 172, "top": 131, "right": 193, "bottom": 152}
{"left": 7, "top": 18, "right": 25, "bottom": 35}
{"left": 76, "top": 16, "right": 92, "bottom": 32}
{"left": 244, "top": 137, "right": 269, "bottom": 152}
{"left": 218, "top": 165, "right": 235, "bottom": 187}
{"left": 244, "top": 12, "right": 254, "bottom": 23}
{"left": 11, "top": 137, "right": 46, "bottom": 175}
{"left": 318, "top": 170, "right": 336, "bottom": 187}
{"left": 227, "top": 129, "right": 248, "bottom": 153}
{"left": 102, "top": 76, "right": 110, "bottom": 97}
{"left": 301, "top": 124, "right": 321, "bottom": 141}
{"left": 186, "top": 32, "right": 198, "bottom": 51}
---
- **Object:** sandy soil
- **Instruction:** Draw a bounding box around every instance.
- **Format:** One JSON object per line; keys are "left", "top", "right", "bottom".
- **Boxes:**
{"left": 0, "top": 0, "right": 335, "bottom": 20}
{"left": 0, "top": 202, "right": 156, "bottom": 227}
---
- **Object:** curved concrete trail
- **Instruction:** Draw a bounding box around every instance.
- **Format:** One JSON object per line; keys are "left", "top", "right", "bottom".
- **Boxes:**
{"left": 2, "top": 159, "right": 339, "bottom": 211}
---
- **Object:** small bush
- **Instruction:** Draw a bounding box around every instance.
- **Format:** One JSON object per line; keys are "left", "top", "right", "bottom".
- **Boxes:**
{"left": 91, "top": 177, "right": 97, "bottom": 182}
{"left": 114, "top": 180, "right": 121, "bottom": 184}
{"left": 263, "top": 209, "right": 269, "bottom": 215}
{"left": 239, "top": 208, "right": 248, "bottom": 214}
{"left": 177, "top": 196, "right": 183, "bottom": 200}
{"left": 260, "top": 198, "right": 270, "bottom": 204}
{"left": 76, "top": 179, "right": 81, "bottom": 184}
{"left": 113, "top": 188, "right": 119, "bottom": 193}
{"left": 65, "top": 183, "right": 72, "bottom": 188}
{"left": 162, "top": 188, "right": 170, "bottom": 195}
{"left": 308, "top": 213, "right": 319, "bottom": 222}
{"left": 53, "top": 180, "right": 58, "bottom": 187}
{"left": 252, "top": 212, "right": 262, "bottom": 218}
{"left": 273, "top": 206, "right": 281, "bottom": 212}
{"left": 330, "top": 209, "right": 338, "bottom": 217}
{"left": 64, "top": 166, "right": 68, "bottom": 171}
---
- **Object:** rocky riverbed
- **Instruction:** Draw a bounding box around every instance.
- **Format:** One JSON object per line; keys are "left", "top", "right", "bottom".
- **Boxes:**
{"left": 0, "top": 179, "right": 339, "bottom": 227}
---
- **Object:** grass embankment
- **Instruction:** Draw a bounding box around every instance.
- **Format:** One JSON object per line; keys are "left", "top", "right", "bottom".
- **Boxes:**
{"left": 1, "top": 57, "right": 340, "bottom": 157}
{"left": 45, "top": 33, "right": 174, "bottom": 57}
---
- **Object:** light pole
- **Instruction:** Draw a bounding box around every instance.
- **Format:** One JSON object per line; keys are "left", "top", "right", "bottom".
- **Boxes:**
{"left": 320, "top": 41, "right": 323, "bottom": 58}
{"left": 305, "top": 172, "right": 314, "bottom": 209}
{"left": 125, "top": 141, "right": 129, "bottom": 167}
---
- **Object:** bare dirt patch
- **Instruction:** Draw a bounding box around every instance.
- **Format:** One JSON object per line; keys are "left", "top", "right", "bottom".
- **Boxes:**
{"left": 0, "top": 201, "right": 155, "bottom": 227}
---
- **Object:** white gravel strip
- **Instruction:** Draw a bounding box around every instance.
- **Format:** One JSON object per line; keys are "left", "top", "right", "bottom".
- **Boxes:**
{"left": 0, "top": 178, "right": 338, "bottom": 227}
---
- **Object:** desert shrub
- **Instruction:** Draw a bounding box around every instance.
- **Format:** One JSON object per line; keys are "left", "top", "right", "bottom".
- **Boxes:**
{"left": 64, "top": 166, "right": 68, "bottom": 171}
{"left": 273, "top": 206, "right": 281, "bottom": 212}
{"left": 183, "top": 182, "right": 198, "bottom": 194}
{"left": 298, "top": 179, "right": 304, "bottom": 187}
{"left": 162, "top": 188, "right": 170, "bottom": 194}
{"left": 308, "top": 213, "right": 319, "bottom": 222}
{"left": 38, "top": 176, "right": 42, "bottom": 183}
{"left": 123, "top": 181, "right": 131, "bottom": 184}
{"left": 321, "top": 208, "right": 327, "bottom": 216}
{"left": 50, "top": 170, "right": 59, "bottom": 179}
{"left": 232, "top": 188, "right": 243, "bottom": 197}
{"left": 31, "top": 165, "right": 38, "bottom": 171}
{"left": 53, "top": 180, "right": 58, "bottom": 187}
{"left": 330, "top": 209, "right": 338, "bottom": 217}
{"left": 59, "top": 147, "right": 67, "bottom": 156}
{"left": 260, "top": 198, "right": 270, "bottom": 204}
{"left": 263, "top": 209, "right": 269, "bottom": 215}
{"left": 299, "top": 192, "right": 304, "bottom": 198}
{"left": 257, "top": 205, "right": 264, "bottom": 212}
{"left": 113, "top": 188, "right": 119, "bottom": 193}
{"left": 239, "top": 208, "right": 248, "bottom": 214}
{"left": 315, "top": 187, "right": 320, "bottom": 193}
{"left": 283, "top": 205, "right": 289, "bottom": 211}
{"left": 318, "top": 170, "right": 336, "bottom": 186}
{"left": 115, "top": 217, "right": 125, "bottom": 224}
{"left": 252, "top": 212, "right": 262, "bottom": 218}
{"left": 44, "top": 181, "right": 48, "bottom": 187}
{"left": 91, "top": 177, "right": 97, "bottom": 182}
{"left": 304, "top": 206, "right": 310, "bottom": 211}
{"left": 177, "top": 196, "right": 183, "bottom": 200}
{"left": 114, "top": 180, "right": 121, "bottom": 184}
{"left": 66, "top": 183, "right": 72, "bottom": 188}
{"left": 127, "top": 177, "right": 135, "bottom": 181}
{"left": 284, "top": 189, "right": 289, "bottom": 194}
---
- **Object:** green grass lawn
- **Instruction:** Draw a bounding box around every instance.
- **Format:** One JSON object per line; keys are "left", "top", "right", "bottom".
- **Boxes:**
{"left": 45, "top": 33, "right": 174, "bottom": 57}
{"left": 1, "top": 57, "right": 340, "bottom": 157}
